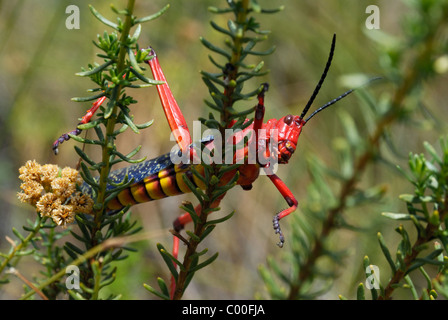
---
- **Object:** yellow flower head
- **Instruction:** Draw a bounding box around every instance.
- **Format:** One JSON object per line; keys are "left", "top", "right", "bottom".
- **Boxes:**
{"left": 18, "top": 160, "right": 93, "bottom": 227}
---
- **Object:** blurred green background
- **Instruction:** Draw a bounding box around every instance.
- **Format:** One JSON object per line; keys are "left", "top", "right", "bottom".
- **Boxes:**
{"left": 0, "top": 0, "right": 447, "bottom": 299}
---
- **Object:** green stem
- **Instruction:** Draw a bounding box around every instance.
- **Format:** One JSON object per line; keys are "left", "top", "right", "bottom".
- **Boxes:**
{"left": 91, "top": 261, "right": 102, "bottom": 300}
{"left": 0, "top": 216, "right": 45, "bottom": 276}
{"left": 172, "top": 0, "right": 251, "bottom": 300}
{"left": 92, "top": 0, "right": 135, "bottom": 240}
{"left": 87, "top": 0, "right": 135, "bottom": 299}
{"left": 19, "top": 233, "right": 150, "bottom": 300}
{"left": 221, "top": 0, "right": 250, "bottom": 125}
{"left": 378, "top": 197, "right": 448, "bottom": 300}
{"left": 172, "top": 179, "right": 218, "bottom": 300}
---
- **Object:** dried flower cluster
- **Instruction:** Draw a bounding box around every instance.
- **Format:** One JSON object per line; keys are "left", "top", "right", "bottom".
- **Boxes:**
{"left": 18, "top": 160, "right": 93, "bottom": 227}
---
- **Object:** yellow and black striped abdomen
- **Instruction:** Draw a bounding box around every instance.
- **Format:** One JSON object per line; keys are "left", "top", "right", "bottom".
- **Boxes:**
{"left": 106, "top": 163, "right": 207, "bottom": 211}
{"left": 81, "top": 146, "right": 258, "bottom": 212}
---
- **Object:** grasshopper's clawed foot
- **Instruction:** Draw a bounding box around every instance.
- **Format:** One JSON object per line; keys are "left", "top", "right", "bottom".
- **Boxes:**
{"left": 273, "top": 214, "right": 285, "bottom": 248}
{"left": 52, "top": 127, "right": 82, "bottom": 155}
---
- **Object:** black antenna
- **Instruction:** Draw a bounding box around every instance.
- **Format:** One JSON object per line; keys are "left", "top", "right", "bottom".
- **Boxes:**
{"left": 299, "top": 34, "right": 336, "bottom": 120}
{"left": 305, "top": 88, "right": 354, "bottom": 122}
{"left": 304, "top": 77, "right": 382, "bottom": 123}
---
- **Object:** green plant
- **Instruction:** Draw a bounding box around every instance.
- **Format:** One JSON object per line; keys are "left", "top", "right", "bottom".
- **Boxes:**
{"left": 2, "top": 0, "right": 447, "bottom": 301}
{"left": 1, "top": 0, "right": 168, "bottom": 299}
{"left": 259, "top": 0, "right": 448, "bottom": 300}
{"left": 1, "top": 0, "right": 282, "bottom": 300}
{"left": 359, "top": 137, "right": 448, "bottom": 300}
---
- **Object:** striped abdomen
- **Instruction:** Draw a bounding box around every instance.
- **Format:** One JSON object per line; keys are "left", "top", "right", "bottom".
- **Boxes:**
{"left": 81, "top": 141, "right": 261, "bottom": 212}
{"left": 107, "top": 162, "right": 207, "bottom": 210}
{"left": 81, "top": 152, "right": 207, "bottom": 212}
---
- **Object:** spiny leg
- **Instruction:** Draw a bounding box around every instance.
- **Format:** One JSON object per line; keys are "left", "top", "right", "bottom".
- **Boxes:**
{"left": 53, "top": 47, "right": 192, "bottom": 158}
{"left": 252, "top": 83, "right": 274, "bottom": 167}
{"left": 52, "top": 95, "right": 106, "bottom": 154}
{"left": 266, "top": 173, "right": 298, "bottom": 248}
{"left": 253, "top": 83, "right": 269, "bottom": 134}
{"left": 145, "top": 48, "right": 192, "bottom": 158}
{"left": 253, "top": 83, "right": 298, "bottom": 247}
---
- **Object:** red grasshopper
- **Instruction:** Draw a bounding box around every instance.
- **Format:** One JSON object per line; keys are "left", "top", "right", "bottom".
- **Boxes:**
{"left": 54, "top": 33, "right": 355, "bottom": 276}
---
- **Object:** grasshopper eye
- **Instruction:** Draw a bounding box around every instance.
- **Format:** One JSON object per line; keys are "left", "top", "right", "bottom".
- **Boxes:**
{"left": 284, "top": 114, "right": 293, "bottom": 125}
